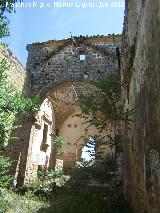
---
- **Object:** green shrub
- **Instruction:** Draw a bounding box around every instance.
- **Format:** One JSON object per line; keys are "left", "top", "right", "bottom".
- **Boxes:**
{"left": 0, "top": 155, "right": 12, "bottom": 188}
{"left": 0, "top": 156, "right": 12, "bottom": 213}
{"left": 0, "top": 190, "right": 7, "bottom": 213}
{"left": 54, "top": 136, "right": 65, "bottom": 156}
{"left": 0, "top": 58, "right": 40, "bottom": 148}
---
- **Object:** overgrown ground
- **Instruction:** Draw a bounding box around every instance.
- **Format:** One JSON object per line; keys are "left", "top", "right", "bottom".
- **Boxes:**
{"left": 0, "top": 68, "right": 133, "bottom": 212}
{"left": 0, "top": 157, "right": 133, "bottom": 213}
{"left": 0, "top": 189, "right": 48, "bottom": 213}
{"left": 38, "top": 186, "right": 133, "bottom": 213}
{"left": 0, "top": 186, "right": 133, "bottom": 213}
{"left": 0, "top": 166, "right": 133, "bottom": 213}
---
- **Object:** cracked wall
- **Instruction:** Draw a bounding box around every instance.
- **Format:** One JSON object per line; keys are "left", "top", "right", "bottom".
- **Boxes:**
{"left": 26, "top": 35, "right": 121, "bottom": 97}
{"left": 24, "top": 35, "right": 121, "bottom": 180}
{"left": 122, "top": 0, "right": 160, "bottom": 212}
{"left": 0, "top": 35, "right": 122, "bottom": 184}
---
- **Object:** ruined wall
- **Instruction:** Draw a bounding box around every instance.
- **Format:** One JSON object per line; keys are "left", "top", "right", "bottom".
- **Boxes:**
{"left": 26, "top": 35, "right": 121, "bottom": 97}
{"left": 25, "top": 98, "right": 55, "bottom": 182}
{"left": 60, "top": 111, "right": 114, "bottom": 172}
{"left": 24, "top": 35, "right": 121, "bottom": 178}
{"left": 59, "top": 111, "right": 99, "bottom": 171}
{"left": 0, "top": 44, "right": 32, "bottom": 186}
{"left": 0, "top": 44, "right": 29, "bottom": 95}
{"left": 121, "top": 0, "right": 160, "bottom": 212}
{"left": 0, "top": 35, "right": 121, "bottom": 183}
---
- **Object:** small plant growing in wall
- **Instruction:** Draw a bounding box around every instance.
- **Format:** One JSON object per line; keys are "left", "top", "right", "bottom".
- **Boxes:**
{"left": 54, "top": 136, "right": 65, "bottom": 157}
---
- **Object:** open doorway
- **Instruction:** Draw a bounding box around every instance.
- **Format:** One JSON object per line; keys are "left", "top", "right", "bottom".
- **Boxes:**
{"left": 81, "top": 136, "right": 96, "bottom": 162}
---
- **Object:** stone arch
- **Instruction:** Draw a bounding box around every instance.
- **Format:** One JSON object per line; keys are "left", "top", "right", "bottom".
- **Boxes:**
{"left": 39, "top": 80, "right": 96, "bottom": 100}
{"left": 23, "top": 81, "right": 98, "bottom": 180}
{"left": 43, "top": 81, "right": 96, "bottom": 129}
{"left": 58, "top": 110, "right": 99, "bottom": 172}
{"left": 27, "top": 35, "right": 121, "bottom": 97}
{"left": 40, "top": 81, "right": 114, "bottom": 173}
{"left": 22, "top": 35, "right": 121, "bottom": 181}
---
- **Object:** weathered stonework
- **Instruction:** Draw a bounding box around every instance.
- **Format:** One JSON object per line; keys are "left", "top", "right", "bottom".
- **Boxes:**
{"left": 0, "top": 35, "right": 121, "bottom": 185}
{"left": 0, "top": 44, "right": 29, "bottom": 95}
{"left": 26, "top": 35, "right": 121, "bottom": 97}
{"left": 1, "top": 3, "right": 160, "bottom": 210}
{"left": 122, "top": 0, "right": 160, "bottom": 212}
{"left": 23, "top": 35, "right": 121, "bottom": 180}
{"left": 25, "top": 98, "right": 55, "bottom": 182}
{"left": 0, "top": 44, "right": 31, "bottom": 186}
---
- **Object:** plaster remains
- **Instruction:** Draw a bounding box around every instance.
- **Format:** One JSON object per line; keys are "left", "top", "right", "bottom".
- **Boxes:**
{"left": 0, "top": 35, "right": 121, "bottom": 183}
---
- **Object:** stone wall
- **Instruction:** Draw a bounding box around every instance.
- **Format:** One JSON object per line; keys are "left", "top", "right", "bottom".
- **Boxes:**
{"left": 26, "top": 35, "right": 121, "bottom": 97}
{"left": 0, "top": 44, "right": 29, "bottom": 95}
{"left": 24, "top": 35, "right": 122, "bottom": 179}
{"left": 0, "top": 35, "right": 122, "bottom": 184}
{"left": 121, "top": 0, "right": 160, "bottom": 212}
{"left": 25, "top": 98, "right": 55, "bottom": 182}
{"left": 0, "top": 44, "right": 31, "bottom": 186}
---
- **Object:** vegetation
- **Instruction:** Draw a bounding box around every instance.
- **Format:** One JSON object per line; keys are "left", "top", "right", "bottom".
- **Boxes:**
{"left": 54, "top": 136, "right": 65, "bottom": 157}
{"left": 78, "top": 74, "right": 133, "bottom": 156}
{"left": 0, "top": 0, "right": 20, "bottom": 38}
{"left": 0, "top": 2, "right": 40, "bottom": 210}
{"left": 7, "top": 162, "right": 132, "bottom": 213}
{"left": 0, "top": 58, "right": 39, "bottom": 211}
{"left": 0, "top": 2, "right": 133, "bottom": 211}
{"left": 33, "top": 162, "right": 133, "bottom": 213}
{"left": 69, "top": 74, "right": 134, "bottom": 212}
{"left": 0, "top": 188, "right": 48, "bottom": 213}
{"left": 38, "top": 186, "right": 133, "bottom": 213}
{"left": 0, "top": 155, "right": 12, "bottom": 188}
{"left": 0, "top": 74, "right": 133, "bottom": 212}
{"left": 0, "top": 58, "right": 40, "bottom": 148}
{"left": 36, "top": 169, "right": 65, "bottom": 194}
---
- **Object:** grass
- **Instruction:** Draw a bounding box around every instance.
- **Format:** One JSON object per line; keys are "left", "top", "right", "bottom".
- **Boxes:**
{"left": 38, "top": 186, "right": 133, "bottom": 213}
{"left": 0, "top": 188, "right": 48, "bottom": 213}
{"left": 0, "top": 162, "right": 133, "bottom": 213}
{"left": 0, "top": 186, "right": 133, "bottom": 213}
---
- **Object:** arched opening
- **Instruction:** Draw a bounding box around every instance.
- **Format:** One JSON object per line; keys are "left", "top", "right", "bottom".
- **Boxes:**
{"left": 26, "top": 82, "right": 114, "bottom": 180}
{"left": 81, "top": 136, "right": 96, "bottom": 162}
{"left": 45, "top": 82, "right": 99, "bottom": 174}
{"left": 58, "top": 110, "right": 99, "bottom": 173}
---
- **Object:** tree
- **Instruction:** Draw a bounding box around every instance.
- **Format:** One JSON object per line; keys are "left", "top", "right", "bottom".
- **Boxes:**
{"left": 76, "top": 74, "right": 134, "bottom": 211}
{"left": 0, "top": 0, "right": 39, "bottom": 148}
{"left": 0, "top": 1, "right": 40, "bottom": 192}
{"left": 78, "top": 74, "right": 131, "bottom": 157}
{"left": 0, "top": 58, "right": 39, "bottom": 148}
{"left": 0, "top": 0, "right": 20, "bottom": 38}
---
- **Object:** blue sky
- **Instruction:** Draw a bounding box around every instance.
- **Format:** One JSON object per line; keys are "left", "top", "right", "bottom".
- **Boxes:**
{"left": 2, "top": 0, "right": 125, "bottom": 66}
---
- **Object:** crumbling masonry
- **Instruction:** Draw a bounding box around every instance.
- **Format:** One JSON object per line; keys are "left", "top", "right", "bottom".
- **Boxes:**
{"left": 121, "top": 0, "right": 160, "bottom": 212}
{"left": 0, "top": 35, "right": 121, "bottom": 184}
{"left": 1, "top": 0, "right": 160, "bottom": 211}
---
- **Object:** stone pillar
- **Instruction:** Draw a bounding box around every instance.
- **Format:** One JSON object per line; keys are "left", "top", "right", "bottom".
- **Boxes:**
{"left": 15, "top": 115, "right": 34, "bottom": 187}
{"left": 48, "top": 132, "right": 56, "bottom": 171}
